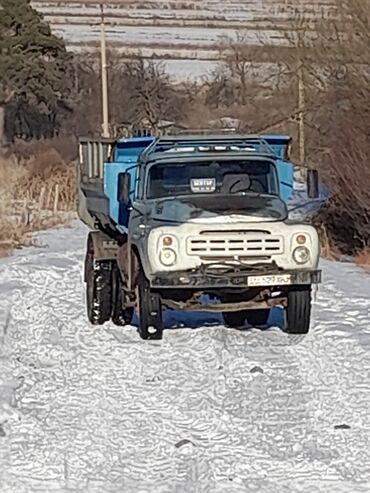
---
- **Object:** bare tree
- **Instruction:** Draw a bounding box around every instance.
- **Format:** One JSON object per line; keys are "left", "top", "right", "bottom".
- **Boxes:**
{"left": 0, "top": 87, "right": 14, "bottom": 148}
{"left": 109, "top": 57, "right": 187, "bottom": 131}
{"left": 205, "top": 33, "right": 272, "bottom": 107}
{"left": 282, "top": 1, "right": 370, "bottom": 252}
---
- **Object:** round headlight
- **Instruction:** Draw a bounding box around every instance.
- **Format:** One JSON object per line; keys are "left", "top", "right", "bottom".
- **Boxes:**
{"left": 163, "top": 236, "right": 173, "bottom": 246}
{"left": 296, "top": 234, "right": 307, "bottom": 245}
{"left": 293, "top": 246, "right": 311, "bottom": 264}
{"left": 159, "top": 248, "right": 177, "bottom": 267}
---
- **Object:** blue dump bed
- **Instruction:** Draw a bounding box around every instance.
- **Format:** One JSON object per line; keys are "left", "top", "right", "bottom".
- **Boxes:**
{"left": 104, "top": 136, "right": 155, "bottom": 229}
{"left": 78, "top": 133, "right": 294, "bottom": 234}
{"left": 261, "top": 134, "right": 293, "bottom": 204}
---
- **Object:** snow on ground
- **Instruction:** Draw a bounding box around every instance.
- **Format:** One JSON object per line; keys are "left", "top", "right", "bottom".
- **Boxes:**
{"left": 0, "top": 220, "right": 370, "bottom": 493}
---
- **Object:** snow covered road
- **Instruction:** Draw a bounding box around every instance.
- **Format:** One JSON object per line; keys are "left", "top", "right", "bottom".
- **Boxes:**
{"left": 1, "top": 221, "right": 370, "bottom": 493}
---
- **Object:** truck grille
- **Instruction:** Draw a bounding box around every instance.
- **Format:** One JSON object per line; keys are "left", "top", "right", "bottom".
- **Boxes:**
{"left": 187, "top": 231, "right": 283, "bottom": 257}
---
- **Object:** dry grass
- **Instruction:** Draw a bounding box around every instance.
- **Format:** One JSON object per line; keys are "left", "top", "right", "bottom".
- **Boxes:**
{"left": 16, "top": 148, "right": 76, "bottom": 211}
{"left": 315, "top": 224, "right": 339, "bottom": 261}
{"left": 0, "top": 147, "right": 76, "bottom": 255}
{"left": 0, "top": 158, "right": 29, "bottom": 251}
{"left": 354, "top": 250, "right": 370, "bottom": 270}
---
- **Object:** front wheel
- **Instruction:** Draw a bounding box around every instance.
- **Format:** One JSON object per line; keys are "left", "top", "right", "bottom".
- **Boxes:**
{"left": 137, "top": 269, "right": 163, "bottom": 340}
{"left": 285, "top": 286, "right": 312, "bottom": 334}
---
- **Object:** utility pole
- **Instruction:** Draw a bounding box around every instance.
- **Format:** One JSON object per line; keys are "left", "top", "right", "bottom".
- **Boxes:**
{"left": 298, "top": 61, "right": 306, "bottom": 177}
{"left": 100, "top": 3, "right": 109, "bottom": 138}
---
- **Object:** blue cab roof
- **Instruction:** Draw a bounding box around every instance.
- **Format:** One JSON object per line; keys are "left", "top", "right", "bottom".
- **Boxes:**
{"left": 116, "top": 136, "right": 154, "bottom": 145}
{"left": 262, "top": 134, "right": 291, "bottom": 143}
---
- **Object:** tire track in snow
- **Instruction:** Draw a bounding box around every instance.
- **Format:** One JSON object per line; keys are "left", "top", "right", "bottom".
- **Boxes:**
{"left": 0, "top": 221, "right": 370, "bottom": 493}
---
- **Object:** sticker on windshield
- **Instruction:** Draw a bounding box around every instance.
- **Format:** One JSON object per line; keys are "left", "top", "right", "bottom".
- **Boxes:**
{"left": 190, "top": 178, "right": 216, "bottom": 193}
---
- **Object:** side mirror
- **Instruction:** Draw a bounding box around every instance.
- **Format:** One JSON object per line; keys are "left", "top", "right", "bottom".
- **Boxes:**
{"left": 283, "top": 141, "right": 292, "bottom": 161}
{"left": 307, "top": 169, "right": 319, "bottom": 199}
{"left": 117, "top": 172, "right": 131, "bottom": 204}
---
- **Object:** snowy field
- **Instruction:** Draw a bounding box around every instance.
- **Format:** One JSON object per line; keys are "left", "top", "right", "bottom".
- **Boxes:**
{"left": 32, "top": 0, "right": 340, "bottom": 80}
{"left": 0, "top": 218, "right": 370, "bottom": 493}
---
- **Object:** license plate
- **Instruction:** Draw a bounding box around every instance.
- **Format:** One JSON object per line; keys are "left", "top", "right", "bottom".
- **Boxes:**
{"left": 247, "top": 274, "right": 292, "bottom": 287}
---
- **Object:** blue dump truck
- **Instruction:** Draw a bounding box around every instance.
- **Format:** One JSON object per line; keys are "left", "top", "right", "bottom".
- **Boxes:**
{"left": 77, "top": 132, "right": 321, "bottom": 339}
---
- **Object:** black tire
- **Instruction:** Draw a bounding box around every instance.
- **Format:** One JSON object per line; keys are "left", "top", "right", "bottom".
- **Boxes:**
{"left": 246, "top": 309, "right": 270, "bottom": 327}
{"left": 111, "top": 266, "right": 134, "bottom": 326}
{"left": 85, "top": 237, "right": 112, "bottom": 325}
{"left": 137, "top": 269, "right": 163, "bottom": 340}
{"left": 223, "top": 311, "right": 247, "bottom": 328}
{"left": 285, "top": 286, "right": 312, "bottom": 334}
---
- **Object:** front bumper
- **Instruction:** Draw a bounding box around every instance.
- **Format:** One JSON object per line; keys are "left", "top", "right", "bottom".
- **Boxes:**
{"left": 151, "top": 266, "right": 322, "bottom": 289}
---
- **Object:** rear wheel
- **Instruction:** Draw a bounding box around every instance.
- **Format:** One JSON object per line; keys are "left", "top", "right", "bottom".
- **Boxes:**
{"left": 137, "top": 269, "right": 163, "bottom": 340}
{"left": 285, "top": 286, "right": 312, "bottom": 334}
{"left": 111, "top": 266, "right": 134, "bottom": 326}
{"left": 246, "top": 309, "right": 270, "bottom": 327}
{"left": 85, "top": 237, "right": 112, "bottom": 325}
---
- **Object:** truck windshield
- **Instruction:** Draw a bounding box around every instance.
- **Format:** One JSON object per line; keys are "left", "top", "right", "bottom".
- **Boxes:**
{"left": 147, "top": 160, "right": 279, "bottom": 199}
